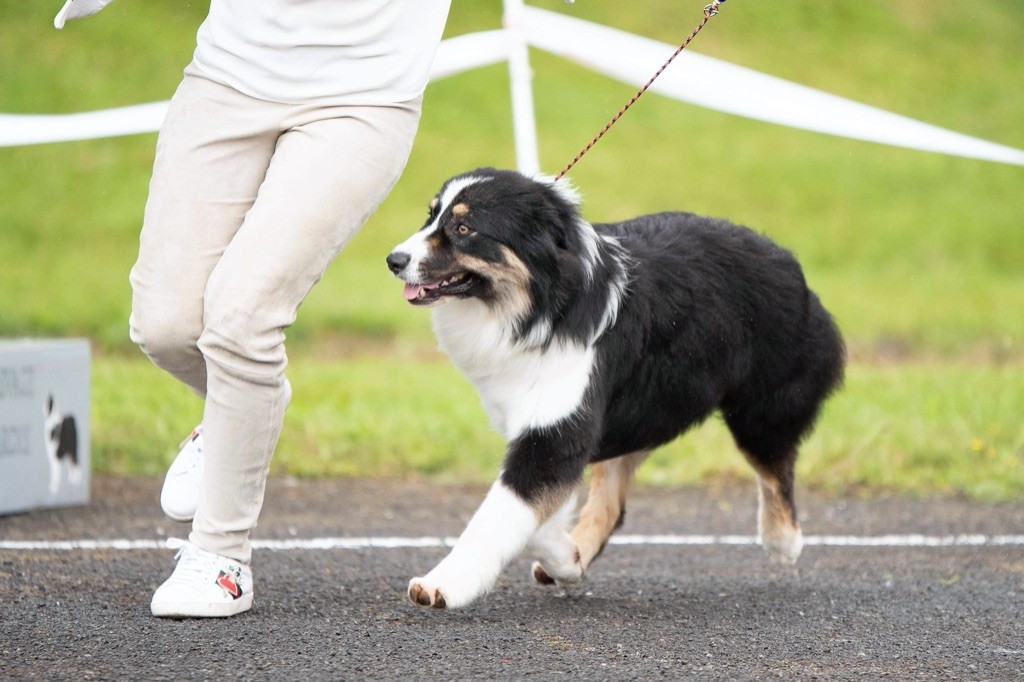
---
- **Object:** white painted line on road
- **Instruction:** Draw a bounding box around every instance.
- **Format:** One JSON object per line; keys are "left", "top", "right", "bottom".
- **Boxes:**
{"left": 2, "top": 534, "right": 1023, "bottom": 552}
{"left": 613, "top": 534, "right": 1024, "bottom": 547}
{"left": 803, "top": 534, "right": 1024, "bottom": 547}
{"left": 0, "top": 539, "right": 167, "bottom": 550}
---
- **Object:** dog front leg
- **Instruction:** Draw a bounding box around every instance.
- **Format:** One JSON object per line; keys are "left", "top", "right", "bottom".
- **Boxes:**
{"left": 408, "top": 425, "right": 590, "bottom": 609}
{"left": 48, "top": 456, "right": 61, "bottom": 494}
{"left": 407, "top": 478, "right": 543, "bottom": 609}
{"left": 527, "top": 492, "right": 584, "bottom": 586}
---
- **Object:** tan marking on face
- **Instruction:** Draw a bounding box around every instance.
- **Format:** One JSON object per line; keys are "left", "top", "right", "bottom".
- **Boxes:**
{"left": 452, "top": 203, "right": 469, "bottom": 217}
{"left": 571, "top": 451, "right": 647, "bottom": 570}
{"left": 450, "top": 246, "right": 533, "bottom": 318}
{"left": 429, "top": 197, "right": 439, "bottom": 210}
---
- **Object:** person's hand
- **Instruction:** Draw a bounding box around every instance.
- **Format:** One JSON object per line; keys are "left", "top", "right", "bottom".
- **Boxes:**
{"left": 54, "top": 0, "right": 116, "bottom": 30}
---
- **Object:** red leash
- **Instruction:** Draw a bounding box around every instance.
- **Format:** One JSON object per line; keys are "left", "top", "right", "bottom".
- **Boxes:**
{"left": 554, "top": 1, "right": 727, "bottom": 182}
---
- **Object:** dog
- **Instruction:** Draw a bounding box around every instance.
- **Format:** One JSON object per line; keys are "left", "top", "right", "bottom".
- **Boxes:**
{"left": 386, "top": 168, "right": 845, "bottom": 609}
{"left": 43, "top": 393, "right": 82, "bottom": 494}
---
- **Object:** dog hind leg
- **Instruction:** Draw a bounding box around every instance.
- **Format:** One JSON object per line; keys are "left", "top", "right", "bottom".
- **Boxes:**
{"left": 726, "top": 399, "right": 819, "bottom": 565}
{"left": 573, "top": 451, "right": 646, "bottom": 570}
{"left": 732, "top": 298, "right": 843, "bottom": 564}
{"left": 727, "top": 406, "right": 805, "bottom": 565}
{"left": 749, "top": 454, "right": 803, "bottom": 564}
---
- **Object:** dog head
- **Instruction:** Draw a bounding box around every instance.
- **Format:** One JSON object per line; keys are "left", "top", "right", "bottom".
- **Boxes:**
{"left": 386, "top": 169, "right": 599, "bottom": 324}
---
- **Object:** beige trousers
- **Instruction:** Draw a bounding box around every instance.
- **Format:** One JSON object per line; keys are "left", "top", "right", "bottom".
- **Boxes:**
{"left": 129, "top": 65, "right": 421, "bottom": 562}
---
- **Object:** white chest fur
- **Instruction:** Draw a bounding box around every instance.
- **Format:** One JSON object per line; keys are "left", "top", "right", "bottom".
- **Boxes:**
{"left": 433, "top": 301, "right": 595, "bottom": 440}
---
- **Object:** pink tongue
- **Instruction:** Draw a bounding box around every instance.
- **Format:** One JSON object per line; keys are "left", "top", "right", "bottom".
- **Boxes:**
{"left": 403, "top": 280, "right": 443, "bottom": 302}
{"left": 403, "top": 283, "right": 423, "bottom": 301}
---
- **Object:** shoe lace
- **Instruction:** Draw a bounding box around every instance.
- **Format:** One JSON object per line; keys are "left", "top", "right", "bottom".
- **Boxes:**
{"left": 166, "top": 537, "right": 219, "bottom": 581}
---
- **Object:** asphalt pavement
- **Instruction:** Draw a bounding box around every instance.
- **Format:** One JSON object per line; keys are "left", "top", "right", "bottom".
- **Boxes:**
{"left": 1, "top": 476, "right": 1022, "bottom": 680}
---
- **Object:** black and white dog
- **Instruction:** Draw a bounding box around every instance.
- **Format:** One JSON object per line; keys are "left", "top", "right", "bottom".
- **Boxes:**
{"left": 387, "top": 169, "right": 845, "bottom": 609}
{"left": 43, "top": 393, "right": 81, "bottom": 494}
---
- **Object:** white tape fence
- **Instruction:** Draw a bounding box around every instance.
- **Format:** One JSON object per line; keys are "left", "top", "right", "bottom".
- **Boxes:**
{"left": 2, "top": 5, "right": 1022, "bottom": 171}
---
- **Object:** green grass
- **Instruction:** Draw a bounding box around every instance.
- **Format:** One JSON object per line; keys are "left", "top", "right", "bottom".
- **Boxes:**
{"left": 1, "top": 0, "right": 1021, "bottom": 354}
{"left": 2, "top": 1, "right": 1023, "bottom": 498}
{"left": 94, "top": 356, "right": 1024, "bottom": 502}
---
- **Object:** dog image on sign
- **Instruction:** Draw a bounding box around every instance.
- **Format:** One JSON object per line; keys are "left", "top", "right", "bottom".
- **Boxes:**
{"left": 43, "top": 393, "right": 82, "bottom": 494}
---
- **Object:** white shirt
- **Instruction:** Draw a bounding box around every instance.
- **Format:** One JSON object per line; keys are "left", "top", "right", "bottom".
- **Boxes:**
{"left": 193, "top": 0, "right": 452, "bottom": 105}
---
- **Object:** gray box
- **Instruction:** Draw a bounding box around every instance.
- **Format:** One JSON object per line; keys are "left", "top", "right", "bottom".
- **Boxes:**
{"left": 1, "top": 339, "right": 90, "bottom": 515}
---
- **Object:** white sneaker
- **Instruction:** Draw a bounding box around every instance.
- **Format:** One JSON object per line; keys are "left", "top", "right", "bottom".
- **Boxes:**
{"left": 151, "top": 539, "right": 254, "bottom": 618}
{"left": 160, "top": 426, "right": 203, "bottom": 522}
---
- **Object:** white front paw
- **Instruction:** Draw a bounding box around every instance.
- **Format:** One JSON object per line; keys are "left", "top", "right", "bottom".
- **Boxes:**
{"left": 407, "top": 563, "right": 492, "bottom": 610}
{"left": 531, "top": 541, "right": 583, "bottom": 586}
{"left": 531, "top": 558, "right": 583, "bottom": 586}
{"left": 408, "top": 576, "right": 448, "bottom": 609}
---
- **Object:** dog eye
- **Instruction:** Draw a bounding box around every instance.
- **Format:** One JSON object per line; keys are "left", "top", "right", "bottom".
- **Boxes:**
{"left": 456, "top": 224, "right": 473, "bottom": 236}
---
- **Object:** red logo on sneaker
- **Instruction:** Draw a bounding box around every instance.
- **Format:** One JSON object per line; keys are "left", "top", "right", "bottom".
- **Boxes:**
{"left": 217, "top": 569, "right": 243, "bottom": 600}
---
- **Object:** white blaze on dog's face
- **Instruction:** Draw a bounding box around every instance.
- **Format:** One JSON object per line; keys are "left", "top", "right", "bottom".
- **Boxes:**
{"left": 391, "top": 175, "right": 488, "bottom": 286}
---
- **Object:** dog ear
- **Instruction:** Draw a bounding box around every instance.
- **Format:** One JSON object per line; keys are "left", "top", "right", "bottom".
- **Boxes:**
{"left": 553, "top": 248, "right": 587, "bottom": 308}
{"left": 550, "top": 227, "right": 567, "bottom": 251}
{"left": 535, "top": 178, "right": 585, "bottom": 253}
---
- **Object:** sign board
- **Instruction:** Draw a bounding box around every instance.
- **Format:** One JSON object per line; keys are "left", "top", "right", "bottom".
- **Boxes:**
{"left": 0, "top": 339, "right": 90, "bottom": 515}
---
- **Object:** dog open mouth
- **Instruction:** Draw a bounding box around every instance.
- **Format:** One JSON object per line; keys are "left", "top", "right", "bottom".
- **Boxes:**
{"left": 403, "top": 271, "right": 481, "bottom": 305}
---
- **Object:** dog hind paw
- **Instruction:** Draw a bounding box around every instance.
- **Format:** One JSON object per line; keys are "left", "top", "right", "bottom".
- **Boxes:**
{"left": 762, "top": 526, "right": 804, "bottom": 565}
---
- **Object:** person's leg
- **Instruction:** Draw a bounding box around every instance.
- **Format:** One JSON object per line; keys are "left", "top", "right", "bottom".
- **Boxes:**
{"left": 189, "top": 99, "right": 422, "bottom": 564}
{"left": 129, "top": 66, "right": 281, "bottom": 396}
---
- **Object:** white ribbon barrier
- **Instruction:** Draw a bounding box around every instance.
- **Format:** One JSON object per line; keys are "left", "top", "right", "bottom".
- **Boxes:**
{"left": 519, "top": 7, "right": 1024, "bottom": 167}
{"left": 3, "top": 9, "right": 1023, "bottom": 168}
{"left": 0, "top": 101, "right": 169, "bottom": 147}
{"left": 0, "top": 29, "right": 511, "bottom": 148}
{"left": 429, "top": 29, "right": 510, "bottom": 81}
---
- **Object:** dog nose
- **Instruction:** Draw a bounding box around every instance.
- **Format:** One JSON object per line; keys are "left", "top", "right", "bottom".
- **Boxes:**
{"left": 386, "top": 251, "right": 411, "bottom": 275}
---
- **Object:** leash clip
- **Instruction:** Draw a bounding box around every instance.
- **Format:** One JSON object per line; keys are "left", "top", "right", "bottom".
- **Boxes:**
{"left": 705, "top": 1, "right": 725, "bottom": 17}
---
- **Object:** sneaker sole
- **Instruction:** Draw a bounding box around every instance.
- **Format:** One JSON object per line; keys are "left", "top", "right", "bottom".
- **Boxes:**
{"left": 151, "top": 592, "right": 254, "bottom": 618}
